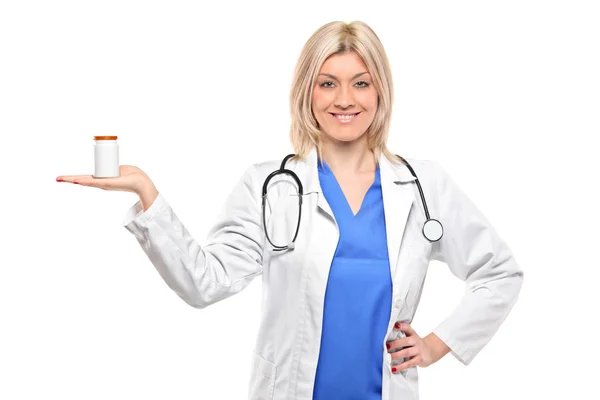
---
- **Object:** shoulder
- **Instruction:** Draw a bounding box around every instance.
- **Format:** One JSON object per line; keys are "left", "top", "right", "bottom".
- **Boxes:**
{"left": 231, "top": 158, "right": 282, "bottom": 181}
{"left": 247, "top": 154, "right": 307, "bottom": 182}
{"left": 392, "top": 156, "right": 440, "bottom": 184}
{"left": 252, "top": 158, "right": 284, "bottom": 177}
{"left": 400, "top": 157, "right": 432, "bottom": 171}
{"left": 389, "top": 157, "right": 449, "bottom": 210}
{"left": 232, "top": 157, "right": 291, "bottom": 200}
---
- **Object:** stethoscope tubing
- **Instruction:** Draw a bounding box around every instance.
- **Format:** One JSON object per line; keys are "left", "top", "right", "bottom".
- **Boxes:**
{"left": 261, "top": 154, "right": 443, "bottom": 251}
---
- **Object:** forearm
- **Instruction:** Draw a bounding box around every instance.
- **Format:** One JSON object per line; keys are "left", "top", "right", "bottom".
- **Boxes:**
{"left": 424, "top": 332, "right": 451, "bottom": 363}
{"left": 122, "top": 166, "right": 265, "bottom": 309}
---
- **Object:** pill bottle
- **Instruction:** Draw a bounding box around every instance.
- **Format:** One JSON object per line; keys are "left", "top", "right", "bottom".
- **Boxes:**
{"left": 93, "top": 136, "right": 120, "bottom": 178}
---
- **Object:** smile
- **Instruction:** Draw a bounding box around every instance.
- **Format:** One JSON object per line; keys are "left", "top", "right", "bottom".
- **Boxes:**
{"left": 329, "top": 112, "right": 360, "bottom": 123}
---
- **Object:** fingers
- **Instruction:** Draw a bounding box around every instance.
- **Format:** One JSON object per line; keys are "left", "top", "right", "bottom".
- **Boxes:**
{"left": 386, "top": 321, "right": 419, "bottom": 353}
{"left": 56, "top": 173, "right": 140, "bottom": 193}
{"left": 391, "top": 356, "right": 421, "bottom": 373}
{"left": 390, "top": 344, "right": 419, "bottom": 362}
{"left": 389, "top": 342, "right": 422, "bottom": 374}
{"left": 56, "top": 175, "right": 111, "bottom": 189}
{"left": 56, "top": 175, "right": 93, "bottom": 184}
{"left": 386, "top": 336, "right": 416, "bottom": 352}
{"left": 394, "top": 321, "right": 417, "bottom": 336}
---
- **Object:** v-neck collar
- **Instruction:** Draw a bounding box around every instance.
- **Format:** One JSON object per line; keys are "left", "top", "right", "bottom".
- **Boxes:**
{"left": 318, "top": 159, "right": 381, "bottom": 218}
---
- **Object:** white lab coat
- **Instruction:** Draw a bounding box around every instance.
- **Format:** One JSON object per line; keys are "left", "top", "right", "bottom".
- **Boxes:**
{"left": 122, "top": 147, "right": 523, "bottom": 400}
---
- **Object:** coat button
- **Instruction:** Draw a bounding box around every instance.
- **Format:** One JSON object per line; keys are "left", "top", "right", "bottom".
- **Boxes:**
{"left": 395, "top": 299, "right": 403, "bottom": 308}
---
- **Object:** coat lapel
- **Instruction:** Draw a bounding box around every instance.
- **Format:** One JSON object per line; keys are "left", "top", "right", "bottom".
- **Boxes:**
{"left": 378, "top": 154, "right": 417, "bottom": 281}
{"left": 302, "top": 147, "right": 334, "bottom": 220}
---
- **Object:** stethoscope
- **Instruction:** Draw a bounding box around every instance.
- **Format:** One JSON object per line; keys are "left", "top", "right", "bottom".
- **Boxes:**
{"left": 261, "top": 154, "right": 444, "bottom": 251}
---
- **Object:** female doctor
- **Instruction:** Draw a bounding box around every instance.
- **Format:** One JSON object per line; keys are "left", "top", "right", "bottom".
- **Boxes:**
{"left": 56, "top": 20, "right": 523, "bottom": 400}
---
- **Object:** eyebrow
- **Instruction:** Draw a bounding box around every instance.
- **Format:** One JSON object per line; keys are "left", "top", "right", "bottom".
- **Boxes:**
{"left": 318, "top": 72, "right": 370, "bottom": 80}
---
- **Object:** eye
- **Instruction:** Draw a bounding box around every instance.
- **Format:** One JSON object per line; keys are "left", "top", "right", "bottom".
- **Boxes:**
{"left": 320, "top": 81, "right": 335, "bottom": 88}
{"left": 355, "top": 81, "right": 370, "bottom": 88}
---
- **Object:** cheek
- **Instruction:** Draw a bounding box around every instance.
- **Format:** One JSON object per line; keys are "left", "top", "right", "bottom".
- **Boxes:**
{"left": 358, "top": 91, "right": 378, "bottom": 111}
{"left": 311, "top": 94, "right": 333, "bottom": 127}
{"left": 311, "top": 90, "right": 329, "bottom": 112}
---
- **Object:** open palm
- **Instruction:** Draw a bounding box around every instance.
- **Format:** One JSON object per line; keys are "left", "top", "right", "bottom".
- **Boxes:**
{"left": 56, "top": 165, "right": 149, "bottom": 194}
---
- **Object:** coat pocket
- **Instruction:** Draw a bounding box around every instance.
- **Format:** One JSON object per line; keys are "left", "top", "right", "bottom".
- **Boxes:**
{"left": 388, "top": 361, "right": 416, "bottom": 400}
{"left": 248, "top": 352, "right": 276, "bottom": 400}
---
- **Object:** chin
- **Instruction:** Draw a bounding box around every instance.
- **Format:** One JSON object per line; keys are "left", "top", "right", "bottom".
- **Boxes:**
{"left": 323, "top": 130, "right": 366, "bottom": 143}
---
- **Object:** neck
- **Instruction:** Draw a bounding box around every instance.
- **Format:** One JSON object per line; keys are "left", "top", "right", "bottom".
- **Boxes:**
{"left": 319, "top": 136, "right": 376, "bottom": 174}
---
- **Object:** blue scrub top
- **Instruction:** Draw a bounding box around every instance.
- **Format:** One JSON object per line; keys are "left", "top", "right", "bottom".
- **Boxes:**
{"left": 312, "top": 160, "right": 392, "bottom": 400}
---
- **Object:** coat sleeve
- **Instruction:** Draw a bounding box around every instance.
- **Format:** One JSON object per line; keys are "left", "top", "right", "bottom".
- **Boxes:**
{"left": 429, "top": 160, "right": 524, "bottom": 365}
{"left": 122, "top": 164, "right": 264, "bottom": 309}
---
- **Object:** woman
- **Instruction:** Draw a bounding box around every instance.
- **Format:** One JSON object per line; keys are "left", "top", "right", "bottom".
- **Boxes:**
{"left": 57, "top": 21, "right": 523, "bottom": 400}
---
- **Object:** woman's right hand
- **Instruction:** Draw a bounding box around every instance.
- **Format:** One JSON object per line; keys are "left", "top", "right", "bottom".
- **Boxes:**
{"left": 56, "top": 165, "right": 151, "bottom": 195}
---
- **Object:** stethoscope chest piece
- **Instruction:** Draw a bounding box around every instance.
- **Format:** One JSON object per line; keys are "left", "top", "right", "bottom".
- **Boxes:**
{"left": 423, "top": 218, "right": 443, "bottom": 242}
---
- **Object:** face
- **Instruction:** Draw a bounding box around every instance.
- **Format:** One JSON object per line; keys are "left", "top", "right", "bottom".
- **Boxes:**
{"left": 311, "top": 51, "right": 378, "bottom": 144}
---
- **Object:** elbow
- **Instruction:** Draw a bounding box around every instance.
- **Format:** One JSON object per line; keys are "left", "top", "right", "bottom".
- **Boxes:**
{"left": 513, "top": 267, "right": 524, "bottom": 300}
{"left": 179, "top": 289, "right": 219, "bottom": 309}
{"left": 516, "top": 267, "right": 524, "bottom": 290}
{"left": 188, "top": 300, "right": 209, "bottom": 310}
{"left": 180, "top": 293, "right": 213, "bottom": 310}
{"left": 506, "top": 254, "right": 524, "bottom": 296}
{"left": 470, "top": 255, "right": 524, "bottom": 304}
{"left": 177, "top": 282, "right": 232, "bottom": 310}
{"left": 170, "top": 285, "right": 213, "bottom": 310}
{"left": 497, "top": 260, "right": 524, "bottom": 308}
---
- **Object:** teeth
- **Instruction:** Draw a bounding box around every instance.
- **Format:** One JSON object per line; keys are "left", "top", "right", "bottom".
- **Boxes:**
{"left": 334, "top": 113, "right": 357, "bottom": 121}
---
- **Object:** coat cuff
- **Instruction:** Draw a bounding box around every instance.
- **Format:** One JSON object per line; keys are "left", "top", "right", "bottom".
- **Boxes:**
{"left": 122, "top": 192, "right": 168, "bottom": 240}
{"left": 432, "top": 322, "right": 474, "bottom": 366}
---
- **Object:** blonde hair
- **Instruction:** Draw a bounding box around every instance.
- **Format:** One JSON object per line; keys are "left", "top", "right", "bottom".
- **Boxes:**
{"left": 289, "top": 20, "right": 400, "bottom": 165}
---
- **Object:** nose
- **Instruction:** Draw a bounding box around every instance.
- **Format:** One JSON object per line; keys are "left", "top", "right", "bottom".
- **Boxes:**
{"left": 334, "top": 86, "right": 355, "bottom": 109}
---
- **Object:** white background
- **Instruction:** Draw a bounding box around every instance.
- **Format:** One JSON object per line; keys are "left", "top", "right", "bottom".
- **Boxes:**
{"left": 1, "top": 0, "right": 599, "bottom": 399}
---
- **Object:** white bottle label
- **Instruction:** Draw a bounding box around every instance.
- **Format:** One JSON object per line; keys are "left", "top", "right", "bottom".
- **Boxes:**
{"left": 94, "top": 141, "right": 120, "bottom": 178}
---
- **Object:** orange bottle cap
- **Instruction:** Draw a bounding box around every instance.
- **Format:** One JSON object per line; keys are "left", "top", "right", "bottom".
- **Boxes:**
{"left": 94, "top": 136, "right": 118, "bottom": 140}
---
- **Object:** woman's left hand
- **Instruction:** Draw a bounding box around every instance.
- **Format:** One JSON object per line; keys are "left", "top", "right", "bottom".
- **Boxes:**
{"left": 385, "top": 322, "right": 450, "bottom": 373}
